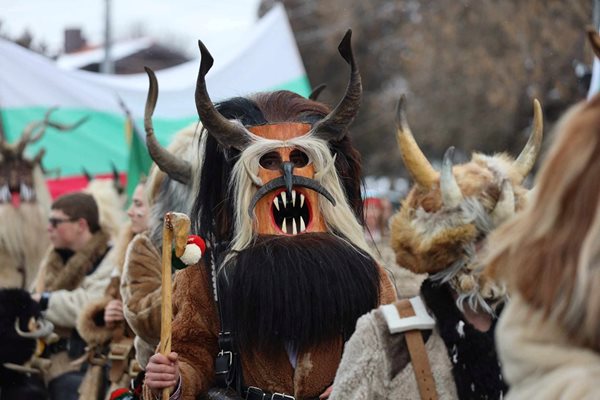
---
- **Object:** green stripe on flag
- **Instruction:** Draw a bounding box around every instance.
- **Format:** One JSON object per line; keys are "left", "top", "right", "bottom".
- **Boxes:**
{"left": 1, "top": 107, "right": 195, "bottom": 177}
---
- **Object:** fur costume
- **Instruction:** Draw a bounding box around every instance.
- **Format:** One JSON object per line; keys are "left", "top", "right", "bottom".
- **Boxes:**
{"left": 31, "top": 229, "right": 115, "bottom": 383}
{"left": 75, "top": 222, "right": 140, "bottom": 399}
{"left": 486, "top": 67, "right": 600, "bottom": 399}
{"left": 496, "top": 295, "right": 600, "bottom": 400}
{"left": 120, "top": 123, "right": 202, "bottom": 368}
{"left": 77, "top": 120, "right": 202, "bottom": 395}
{"left": 77, "top": 222, "right": 135, "bottom": 347}
{"left": 120, "top": 232, "right": 162, "bottom": 367}
{"left": 331, "top": 96, "right": 544, "bottom": 399}
{"left": 0, "top": 109, "right": 84, "bottom": 289}
{"left": 168, "top": 260, "right": 394, "bottom": 399}
{"left": 76, "top": 121, "right": 202, "bottom": 400}
{"left": 77, "top": 119, "right": 202, "bottom": 394}
{"left": 141, "top": 30, "right": 397, "bottom": 399}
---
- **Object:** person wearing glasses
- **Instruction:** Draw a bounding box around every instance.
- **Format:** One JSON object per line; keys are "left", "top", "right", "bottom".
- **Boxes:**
{"left": 31, "top": 192, "right": 116, "bottom": 400}
{"left": 75, "top": 178, "right": 151, "bottom": 399}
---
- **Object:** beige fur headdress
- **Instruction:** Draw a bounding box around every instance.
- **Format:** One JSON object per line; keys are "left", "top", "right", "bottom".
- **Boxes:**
{"left": 390, "top": 96, "right": 543, "bottom": 313}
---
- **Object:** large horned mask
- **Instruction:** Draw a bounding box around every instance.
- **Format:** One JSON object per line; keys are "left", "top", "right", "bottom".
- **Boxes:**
{"left": 0, "top": 108, "right": 86, "bottom": 207}
{"left": 144, "top": 30, "right": 362, "bottom": 237}
{"left": 391, "top": 96, "right": 543, "bottom": 309}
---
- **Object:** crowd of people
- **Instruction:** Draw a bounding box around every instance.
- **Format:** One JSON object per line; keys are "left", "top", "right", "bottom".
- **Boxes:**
{"left": 1, "top": 29, "right": 600, "bottom": 400}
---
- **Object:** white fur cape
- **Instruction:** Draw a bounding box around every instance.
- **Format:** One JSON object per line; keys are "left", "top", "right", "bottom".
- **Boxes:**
{"left": 497, "top": 294, "right": 600, "bottom": 400}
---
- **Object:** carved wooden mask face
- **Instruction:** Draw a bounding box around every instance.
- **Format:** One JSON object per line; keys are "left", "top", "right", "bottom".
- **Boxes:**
{"left": 0, "top": 150, "right": 37, "bottom": 207}
{"left": 248, "top": 123, "right": 328, "bottom": 236}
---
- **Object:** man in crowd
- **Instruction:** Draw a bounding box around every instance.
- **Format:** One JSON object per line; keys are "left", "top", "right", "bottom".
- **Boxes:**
{"left": 31, "top": 192, "right": 115, "bottom": 400}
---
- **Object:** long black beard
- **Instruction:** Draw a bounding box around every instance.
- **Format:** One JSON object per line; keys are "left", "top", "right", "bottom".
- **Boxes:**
{"left": 222, "top": 233, "right": 380, "bottom": 354}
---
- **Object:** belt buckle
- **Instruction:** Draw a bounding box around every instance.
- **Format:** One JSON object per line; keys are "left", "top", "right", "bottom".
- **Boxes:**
{"left": 215, "top": 350, "right": 233, "bottom": 375}
{"left": 108, "top": 343, "right": 132, "bottom": 361}
{"left": 272, "top": 393, "right": 295, "bottom": 400}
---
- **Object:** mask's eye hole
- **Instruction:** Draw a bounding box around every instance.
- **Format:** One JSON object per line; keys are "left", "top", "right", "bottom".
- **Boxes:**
{"left": 259, "top": 152, "right": 282, "bottom": 170}
{"left": 289, "top": 149, "right": 309, "bottom": 168}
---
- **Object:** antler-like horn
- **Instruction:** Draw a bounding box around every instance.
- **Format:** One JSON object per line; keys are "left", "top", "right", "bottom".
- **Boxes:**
{"left": 440, "top": 147, "right": 463, "bottom": 208}
{"left": 15, "top": 317, "right": 54, "bottom": 339}
{"left": 308, "top": 84, "right": 327, "bottom": 101}
{"left": 143, "top": 67, "right": 192, "bottom": 185}
{"left": 111, "top": 161, "right": 125, "bottom": 194}
{"left": 513, "top": 99, "right": 543, "bottom": 181}
{"left": 18, "top": 109, "right": 89, "bottom": 154}
{"left": 312, "top": 29, "right": 362, "bottom": 142}
{"left": 82, "top": 167, "right": 93, "bottom": 182}
{"left": 32, "top": 148, "right": 46, "bottom": 165}
{"left": 195, "top": 41, "right": 251, "bottom": 151}
{"left": 17, "top": 107, "right": 57, "bottom": 153}
{"left": 587, "top": 27, "right": 600, "bottom": 59}
{"left": 395, "top": 95, "right": 437, "bottom": 188}
{"left": 490, "top": 180, "right": 515, "bottom": 226}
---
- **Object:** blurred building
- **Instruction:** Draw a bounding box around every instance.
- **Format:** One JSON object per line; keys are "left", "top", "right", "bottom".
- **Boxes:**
{"left": 56, "top": 28, "right": 189, "bottom": 73}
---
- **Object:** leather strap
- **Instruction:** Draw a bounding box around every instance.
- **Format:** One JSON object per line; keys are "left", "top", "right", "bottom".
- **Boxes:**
{"left": 395, "top": 300, "right": 438, "bottom": 400}
{"left": 108, "top": 328, "right": 134, "bottom": 383}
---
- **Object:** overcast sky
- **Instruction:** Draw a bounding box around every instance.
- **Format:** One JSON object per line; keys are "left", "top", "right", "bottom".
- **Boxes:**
{"left": 0, "top": 0, "right": 261, "bottom": 56}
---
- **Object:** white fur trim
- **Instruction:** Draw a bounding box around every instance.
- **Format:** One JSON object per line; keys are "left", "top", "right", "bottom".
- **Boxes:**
{"left": 180, "top": 244, "right": 202, "bottom": 265}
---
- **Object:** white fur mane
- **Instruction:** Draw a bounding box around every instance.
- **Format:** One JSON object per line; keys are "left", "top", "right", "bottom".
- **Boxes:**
{"left": 229, "top": 132, "right": 374, "bottom": 259}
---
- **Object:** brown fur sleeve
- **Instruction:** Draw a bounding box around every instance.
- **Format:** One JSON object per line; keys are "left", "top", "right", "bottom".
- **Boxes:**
{"left": 120, "top": 233, "right": 163, "bottom": 344}
{"left": 77, "top": 295, "right": 113, "bottom": 346}
{"left": 170, "top": 263, "right": 220, "bottom": 397}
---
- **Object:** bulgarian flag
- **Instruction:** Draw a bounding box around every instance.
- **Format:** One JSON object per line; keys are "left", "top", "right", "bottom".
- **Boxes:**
{"left": 0, "top": 3, "right": 309, "bottom": 200}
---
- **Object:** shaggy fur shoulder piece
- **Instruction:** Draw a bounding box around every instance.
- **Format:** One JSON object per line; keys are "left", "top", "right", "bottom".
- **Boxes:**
{"left": 497, "top": 295, "right": 600, "bottom": 400}
{"left": 329, "top": 304, "right": 458, "bottom": 400}
{"left": 421, "top": 279, "right": 507, "bottom": 399}
{"left": 42, "top": 230, "right": 111, "bottom": 292}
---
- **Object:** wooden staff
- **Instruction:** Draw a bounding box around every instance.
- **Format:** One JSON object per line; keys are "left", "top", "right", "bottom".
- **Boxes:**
{"left": 160, "top": 212, "right": 190, "bottom": 400}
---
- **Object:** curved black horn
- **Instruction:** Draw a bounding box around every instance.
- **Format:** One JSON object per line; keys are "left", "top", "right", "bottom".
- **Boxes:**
{"left": 312, "top": 29, "right": 362, "bottom": 142}
{"left": 143, "top": 67, "right": 192, "bottom": 184}
{"left": 82, "top": 167, "right": 93, "bottom": 182}
{"left": 308, "top": 84, "right": 327, "bottom": 101}
{"left": 195, "top": 40, "right": 251, "bottom": 151}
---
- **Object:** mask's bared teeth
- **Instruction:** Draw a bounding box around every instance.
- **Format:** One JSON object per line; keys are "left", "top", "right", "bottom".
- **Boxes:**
{"left": 281, "top": 191, "right": 287, "bottom": 207}
{"left": 300, "top": 216, "right": 306, "bottom": 232}
{"left": 292, "top": 190, "right": 296, "bottom": 207}
{"left": 282, "top": 217, "right": 288, "bottom": 234}
{"left": 273, "top": 196, "right": 280, "bottom": 211}
{"left": 300, "top": 193, "right": 305, "bottom": 208}
{"left": 292, "top": 218, "right": 297, "bottom": 235}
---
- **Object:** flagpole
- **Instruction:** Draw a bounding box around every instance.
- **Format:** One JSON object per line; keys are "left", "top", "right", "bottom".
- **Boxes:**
{"left": 101, "top": 0, "right": 114, "bottom": 74}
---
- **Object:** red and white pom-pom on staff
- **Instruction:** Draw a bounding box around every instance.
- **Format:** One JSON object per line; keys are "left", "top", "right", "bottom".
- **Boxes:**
{"left": 179, "top": 235, "right": 206, "bottom": 266}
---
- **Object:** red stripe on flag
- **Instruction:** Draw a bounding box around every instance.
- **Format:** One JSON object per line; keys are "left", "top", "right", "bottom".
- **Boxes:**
{"left": 46, "top": 173, "right": 127, "bottom": 199}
